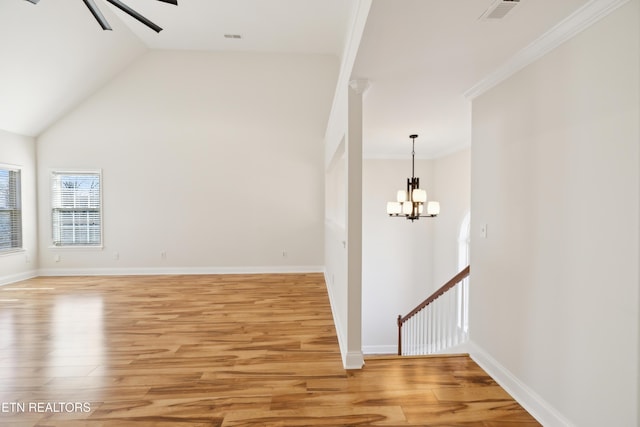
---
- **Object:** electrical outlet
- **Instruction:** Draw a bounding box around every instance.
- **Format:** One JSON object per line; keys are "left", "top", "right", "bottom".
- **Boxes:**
{"left": 114, "top": 252, "right": 119, "bottom": 260}
{"left": 161, "top": 251, "right": 167, "bottom": 260}
{"left": 282, "top": 250, "right": 288, "bottom": 258}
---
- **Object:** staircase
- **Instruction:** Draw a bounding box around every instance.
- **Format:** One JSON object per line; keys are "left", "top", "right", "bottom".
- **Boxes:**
{"left": 397, "top": 265, "right": 470, "bottom": 356}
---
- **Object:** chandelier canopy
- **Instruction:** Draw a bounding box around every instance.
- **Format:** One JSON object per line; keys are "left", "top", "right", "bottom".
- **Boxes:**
{"left": 386, "top": 134, "right": 440, "bottom": 222}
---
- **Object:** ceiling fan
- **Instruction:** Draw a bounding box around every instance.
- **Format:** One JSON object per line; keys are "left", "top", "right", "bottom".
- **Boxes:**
{"left": 23, "top": 0, "right": 178, "bottom": 33}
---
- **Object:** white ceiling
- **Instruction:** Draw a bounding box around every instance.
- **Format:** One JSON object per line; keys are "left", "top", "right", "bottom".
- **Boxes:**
{"left": 0, "top": 0, "right": 356, "bottom": 136}
{"left": 353, "top": 0, "right": 590, "bottom": 158}
{"left": 118, "top": 0, "right": 355, "bottom": 55}
{"left": 0, "top": 0, "right": 594, "bottom": 157}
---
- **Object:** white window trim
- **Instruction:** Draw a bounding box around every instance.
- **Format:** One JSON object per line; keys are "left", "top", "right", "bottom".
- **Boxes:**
{"left": 457, "top": 212, "right": 471, "bottom": 332}
{"left": 0, "top": 250, "right": 26, "bottom": 258}
{"left": 458, "top": 212, "right": 471, "bottom": 270}
{"left": 49, "top": 169, "right": 104, "bottom": 249}
{"left": 0, "top": 163, "right": 23, "bottom": 254}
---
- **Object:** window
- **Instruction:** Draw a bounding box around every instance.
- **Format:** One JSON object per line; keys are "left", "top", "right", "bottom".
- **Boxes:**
{"left": 457, "top": 212, "right": 470, "bottom": 332}
{"left": 458, "top": 212, "right": 470, "bottom": 270}
{"left": 51, "top": 171, "right": 102, "bottom": 247}
{"left": 0, "top": 166, "right": 22, "bottom": 252}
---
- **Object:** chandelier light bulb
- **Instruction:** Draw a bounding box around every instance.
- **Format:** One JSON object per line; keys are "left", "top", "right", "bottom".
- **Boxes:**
{"left": 402, "top": 202, "right": 413, "bottom": 215}
{"left": 412, "top": 189, "right": 427, "bottom": 203}
{"left": 386, "top": 202, "right": 402, "bottom": 215}
{"left": 427, "top": 201, "right": 440, "bottom": 216}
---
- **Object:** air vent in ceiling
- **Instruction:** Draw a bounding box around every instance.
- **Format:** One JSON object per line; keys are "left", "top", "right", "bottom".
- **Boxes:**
{"left": 479, "top": 0, "right": 520, "bottom": 21}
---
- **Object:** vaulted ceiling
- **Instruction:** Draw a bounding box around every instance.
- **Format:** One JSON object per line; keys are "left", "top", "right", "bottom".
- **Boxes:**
{"left": 0, "top": 0, "right": 355, "bottom": 137}
{"left": 0, "top": 0, "right": 595, "bottom": 157}
{"left": 0, "top": 1, "right": 145, "bottom": 136}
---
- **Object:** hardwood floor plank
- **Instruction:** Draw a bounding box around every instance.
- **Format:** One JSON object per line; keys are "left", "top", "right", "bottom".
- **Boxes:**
{"left": 403, "top": 401, "right": 534, "bottom": 424}
{"left": 221, "top": 406, "right": 408, "bottom": 427}
{"left": 0, "top": 274, "right": 539, "bottom": 426}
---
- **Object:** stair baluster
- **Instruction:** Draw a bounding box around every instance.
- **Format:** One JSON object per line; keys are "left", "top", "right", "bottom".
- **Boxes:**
{"left": 397, "top": 265, "right": 470, "bottom": 356}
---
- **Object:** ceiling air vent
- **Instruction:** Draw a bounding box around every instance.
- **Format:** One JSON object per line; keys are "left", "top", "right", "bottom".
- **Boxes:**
{"left": 479, "top": 0, "right": 520, "bottom": 20}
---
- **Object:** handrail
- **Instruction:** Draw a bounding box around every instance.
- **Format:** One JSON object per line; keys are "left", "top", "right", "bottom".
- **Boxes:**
{"left": 397, "top": 265, "right": 470, "bottom": 355}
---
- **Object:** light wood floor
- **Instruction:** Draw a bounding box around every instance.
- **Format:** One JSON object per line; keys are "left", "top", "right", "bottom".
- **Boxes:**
{"left": 0, "top": 273, "right": 539, "bottom": 426}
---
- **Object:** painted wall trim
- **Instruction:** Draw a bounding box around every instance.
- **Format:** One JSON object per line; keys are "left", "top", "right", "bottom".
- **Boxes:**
{"left": 326, "top": 0, "right": 372, "bottom": 139}
{"left": 464, "top": 0, "right": 630, "bottom": 100}
{"left": 37, "top": 266, "right": 324, "bottom": 277}
{"left": 323, "top": 269, "right": 364, "bottom": 370}
{"left": 0, "top": 270, "right": 38, "bottom": 286}
{"left": 362, "top": 345, "right": 397, "bottom": 355}
{"left": 344, "top": 350, "right": 364, "bottom": 370}
{"left": 324, "top": 269, "right": 350, "bottom": 368}
{"left": 468, "top": 341, "right": 575, "bottom": 427}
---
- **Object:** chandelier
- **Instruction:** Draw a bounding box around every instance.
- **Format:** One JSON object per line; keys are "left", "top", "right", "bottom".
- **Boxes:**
{"left": 386, "top": 134, "right": 440, "bottom": 221}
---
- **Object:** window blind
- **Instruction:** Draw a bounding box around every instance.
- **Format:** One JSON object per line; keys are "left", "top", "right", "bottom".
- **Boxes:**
{"left": 0, "top": 167, "right": 22, "bottom": 252}
{"left": 51, "top": 172, "right": 102, "bottom": 246}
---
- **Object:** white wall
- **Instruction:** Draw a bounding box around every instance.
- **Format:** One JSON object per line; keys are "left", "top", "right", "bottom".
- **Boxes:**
{"left": 324, "top": 86, "right": 366, "bottom": 369}
{"left": 432, "top": 148, "right": 470, "bottom": 286}
{"left": 324, "top": 84, "right": 353, "bottom": 366}
{"left": 362, "top": 158, "right": 435, "bottom": 354}
{"left": 0, "top": 129, "right": 37, "bottom": 284}
{"left": 36, "top": 50, "right": 338, "bottom": 274}
{"left": 362, "top": 149, "right": 470, "bottom": 354}
{"left": 325, "top": 141, "right": 347, "bottom": 351}
{"left": 470, "top": 2, "right": 639, "bottom": 426}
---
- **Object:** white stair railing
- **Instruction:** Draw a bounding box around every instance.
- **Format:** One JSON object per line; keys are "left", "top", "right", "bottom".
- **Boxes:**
{"left": 397, "top": 266, "right": 470, "bottom": 356}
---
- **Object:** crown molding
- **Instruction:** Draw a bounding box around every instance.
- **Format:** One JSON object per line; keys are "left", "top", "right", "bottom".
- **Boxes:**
{"left": 349, "top": 79, "right": 371, "bottom": 95}
{"left": 465, "top": 0, "right": 631, "bottom": 100}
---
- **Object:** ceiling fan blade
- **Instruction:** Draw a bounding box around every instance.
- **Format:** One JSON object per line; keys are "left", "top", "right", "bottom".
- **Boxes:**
{"left": 83, "top": 0, "right": 113, "bottom": 31}
{"left": 105, "top": 0, "right": 163, "bottom": 33}
{"left": 156, "top": 0, "right": 178, "bottom": 4}
{"left": 24, "top": 0, "right": 40, "bottom": 4}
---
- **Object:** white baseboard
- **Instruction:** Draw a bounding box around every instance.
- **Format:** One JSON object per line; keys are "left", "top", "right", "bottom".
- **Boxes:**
{"left": 433, "top": 341, "right": 472, "bottom": 355}
{"left": 363, "top": 342, "right": 472, "bottom": 357}
{"left": 37, "top": 265, "right": 324, "bottom": 277}
{"left": 344, "top": 350, "right": 364, "bottom": 369}
{"left": 0, "top": 270, "right": 38, "bottom": 286}
{"left": 323, "top": 270, "right": 364, "bottom": 370}
{"left": 362, "top": 344, "right": 397, "bottom": 355}
{"left": 468, "top": 341, "right": 574, "bottom": 427}
{"left": 323, "top": 269, "right": 348, "bottom": 367}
